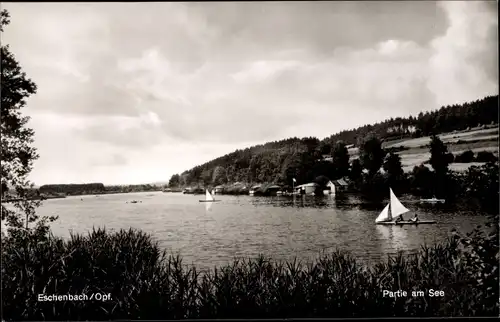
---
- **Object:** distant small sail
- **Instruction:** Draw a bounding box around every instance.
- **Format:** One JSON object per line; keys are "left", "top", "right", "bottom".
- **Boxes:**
{"left": 206, "top": 190, "right": 214, "bottom": 201}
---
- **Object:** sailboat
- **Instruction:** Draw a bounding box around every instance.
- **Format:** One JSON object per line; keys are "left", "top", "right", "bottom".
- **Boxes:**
{"left": 375, "top": 188, "right": 436, "bottom": 225}
{"left": 199, "top": 189, "right": 220, "bottom": 203}
{"left": 419, "top": 196, "right": 445, "bottom": 204}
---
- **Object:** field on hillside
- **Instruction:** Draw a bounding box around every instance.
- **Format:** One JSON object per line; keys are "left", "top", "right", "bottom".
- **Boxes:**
{"left": 347, "top": 127, "right": 498, "bottom": 173}
{"left": 384, "top": 127, "right": 498, "bottom": 149}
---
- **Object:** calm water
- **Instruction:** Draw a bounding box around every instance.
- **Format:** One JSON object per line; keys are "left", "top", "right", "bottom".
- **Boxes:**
{"left": 14, "top": 192, "right": 489, "bottom": 270}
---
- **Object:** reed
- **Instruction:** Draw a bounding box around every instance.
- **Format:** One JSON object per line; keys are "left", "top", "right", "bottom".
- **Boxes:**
{"left": 2, "top": 224, "right": 498, "bottom": 320}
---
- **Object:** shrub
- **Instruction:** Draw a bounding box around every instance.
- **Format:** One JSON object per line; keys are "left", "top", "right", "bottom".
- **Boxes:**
{"left": 455, "top": 150, "right": 475, "bottom": 163}
{"left": 475, "top": 151, "right": 497, "bottom": 163}
{"left": 2, "top": 226, "right": 498, "bottom": 320}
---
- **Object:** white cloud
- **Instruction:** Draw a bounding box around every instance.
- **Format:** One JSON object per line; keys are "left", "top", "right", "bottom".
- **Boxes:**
{"left": 1, "top": 1, "right": 497, "bottom": 185}
{"left": 428, "top": 1, "right": 498, "bottom": 106}
{"left": 230, "top": 61, "right": 302, "bottom": 83}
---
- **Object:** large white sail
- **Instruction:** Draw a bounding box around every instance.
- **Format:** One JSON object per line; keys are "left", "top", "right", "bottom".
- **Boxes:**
{"left": 206, "top": 190, "right": 214, "bottom": 201}
{"left": 375, "top": 203, "right": 391, "bottom": 223}
{"left": 390, "top": 188, "right": 410, "bottom": 218}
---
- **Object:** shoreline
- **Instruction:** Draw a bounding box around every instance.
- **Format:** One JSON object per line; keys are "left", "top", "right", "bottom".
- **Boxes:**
{"left": 2, "top": 189, "right": 164, "bottom": 202}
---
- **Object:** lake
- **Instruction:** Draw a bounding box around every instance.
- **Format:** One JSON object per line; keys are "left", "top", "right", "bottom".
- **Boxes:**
{"left": 13, "top": 191, "right": 490, "bottom": 271}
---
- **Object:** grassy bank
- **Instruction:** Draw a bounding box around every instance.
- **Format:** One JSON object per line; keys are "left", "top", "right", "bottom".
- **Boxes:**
{"left": 349, "top": 127, "right": 499, "bottom": 173}
{"left": 2, "top": 221, "right": 498, "bottom": 320}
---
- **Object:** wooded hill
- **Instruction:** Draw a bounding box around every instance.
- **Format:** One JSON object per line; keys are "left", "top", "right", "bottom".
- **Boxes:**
{"left": 37, "top": 183, "right": 161, "bottom": 196}
{"left": 169, "top": 95, "right": 498, "bottom": 188}
{"left": 39, "top": 183, "right": 106, "bottom": 195}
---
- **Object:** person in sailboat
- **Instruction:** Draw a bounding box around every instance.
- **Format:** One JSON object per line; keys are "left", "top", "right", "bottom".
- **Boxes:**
{"left": 410, "top": 213, "right": 419, "bottom": 222}
{"left": 394, "top": 214, "right": 404, "bottom": 223}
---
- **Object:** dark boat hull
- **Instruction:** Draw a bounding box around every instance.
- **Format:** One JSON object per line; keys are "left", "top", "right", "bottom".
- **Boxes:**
{"left": 377, "top": 220, "right": 436, "bottom": 225}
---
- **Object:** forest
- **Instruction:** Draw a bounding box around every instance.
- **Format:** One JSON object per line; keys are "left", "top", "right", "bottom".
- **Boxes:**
{"left": 169, "top": 95, "right": 498, "bottom": 189}
{"left": 37, "top": 183, "right": 160, "bottom": 196}
{"left": 39, "top": 183, "right": 106, "bottom": 195}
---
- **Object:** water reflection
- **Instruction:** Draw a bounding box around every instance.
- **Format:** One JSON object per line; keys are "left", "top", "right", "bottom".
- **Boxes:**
{"left": 205, "top": 202, "right": 213, "bottom": 213}
{"left": 376, "top": 225, "right": 409, "bottom": 255}
{"left": 247, "top": 194, "right": 359, "bottom": 209}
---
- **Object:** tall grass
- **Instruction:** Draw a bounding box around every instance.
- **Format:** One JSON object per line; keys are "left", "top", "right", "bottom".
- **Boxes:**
{"left": 2, "top": 224, "right": 498, "bottom": 320}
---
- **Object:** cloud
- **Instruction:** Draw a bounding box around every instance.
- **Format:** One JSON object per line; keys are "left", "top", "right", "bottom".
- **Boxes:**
{"left": 230, "top": 61, "right": 302, "bottom": 83}
{"left": 428, "top": 1, "right": 498, "bottom": 106}
{"left": 1, "top": 1, "right": 497, "bottom": 184}
{"left": 76, "top": 113, "right": 164, "bottom": 148}
{"left": 90, "top": 154, "right": 129, "bottom": 167}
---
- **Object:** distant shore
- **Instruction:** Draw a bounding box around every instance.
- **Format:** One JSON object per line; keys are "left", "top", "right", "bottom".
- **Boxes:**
{"left": 2, "top": 189, "right": 163, "bottom": 203}
{"left": 2, "top": 195, "right": 66, "bottom": 203}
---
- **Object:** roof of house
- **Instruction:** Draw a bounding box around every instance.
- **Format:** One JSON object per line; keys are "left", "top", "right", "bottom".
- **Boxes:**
{"left": 267, "top": 185, "right": 281, "bottom": 189}
{"left": 295, "top": 183, "right": 319, "bottom": 188}
{"left": 335, "top": 178, "right": 349, "bottom": 186}
{"left": 326, "top": 179, "right": 349, "bottom": 186}
{"left": 215, "top": 185, "right": 225, "bottom": 189}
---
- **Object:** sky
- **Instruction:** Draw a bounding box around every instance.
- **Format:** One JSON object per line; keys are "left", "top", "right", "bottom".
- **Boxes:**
{"left": 2, "top": 1, "right": 498, "bottom": 185}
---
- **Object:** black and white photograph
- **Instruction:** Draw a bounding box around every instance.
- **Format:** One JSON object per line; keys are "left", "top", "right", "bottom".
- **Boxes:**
{"left": 1, "top": 1, "right": 498, "bottom": 319}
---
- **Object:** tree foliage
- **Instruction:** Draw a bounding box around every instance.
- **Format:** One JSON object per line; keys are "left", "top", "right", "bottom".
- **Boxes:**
{"left": 331, "top": 141, "right": 349, "bottom": 179}
{"left": 383, "top": 152, "right": 404, "bottom": 189}
{"left": 460, "top": 162, "right": 499, "bottom": 214}
{"left": 359, "top": 135, "right": 386, "bottom": 176}
{"left": 168, "top": 174, "right": 180, "bottom": 187}
{"left": 455, "top": 150, "right": 475, "bottom": 163}
{"left": 475, "top": 151, "right": 497, "bottom": 163}
{"left": 429, "top": 135, "right": 451, "bottom": 175}
{"left": 211, "top": 166, "right": 226, "bottom": 185}
{"left": 0, "top": 10, "right": 56, "bottom": 234}
{"left": 39, "top": 183, "right": 105, "bottom": 195}
{"left": 349, "top": 159, "right": 362, "bottom": 182}
{"left": 410, "top": 165, "right": 433, "bottom": 196}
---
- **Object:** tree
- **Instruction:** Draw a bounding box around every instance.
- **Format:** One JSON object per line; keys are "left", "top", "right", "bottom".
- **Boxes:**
{"left": 465, "top": 162, "right": 499, "bottom": 214}
{"left": 410, "top": 165, "right": 433, "bottom": 196}
{"left": 310, "top": 161, "right": 335, "bottom": 182}
{"left": 383, "top": 152, "right": 405, "bottom": 191}
{"left": 313, "top": 175, "right": 330, "bottom": 187}
{"left": 331, "top": 141, "right": 350, "bottom": 179}
{"left": 428, "top": 135, "right": 453, "bottom": 198}
{"left": 359, "top": 134, "right": 386, "bottom": 176}
{"left": 316, "top": 141, "right": 332, "bottom": 156}
{"left": 1, "top": 10, "right": 57, "bottom": 236}
{"left": 279, "top": 153, "right": 302, "bottom": 185}
{"left": 383, "top": 152, "right": 404, "bottom": 179}
{"left": 200, "top": 169, "right": 213, "bottom": 186}
{"left": 168, "top": 174, "right": 180, "bottom": 187}
{"left": 301, "top": 137, "right": 320, "bottom": 154}
{"left": 211, "top": 166, "right": 226, "bottom": 185}
{"left": 455, "top": 150, "right": 474, "bottom": 163}
{"left": 476, "top": 151, "right": 497, "bottom": 163}
{"left": 429, "top": 135, "right": 450, "bottom": 175}
{"left": 349, "top": 159, "right": 362, "bottom": 182}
